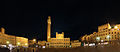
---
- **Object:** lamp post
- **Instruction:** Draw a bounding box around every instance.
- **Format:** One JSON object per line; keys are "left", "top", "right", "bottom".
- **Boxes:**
{"left": 6, "top": 41, "right": 10, "bottom": 44}
{"left": 17, "top": 42, "right": 20, "bottom": 46}
{"left": 106, "top": 35, "right": 110, "bottom": 44}
{"left": 33, "top": 39, "right": 36, "bottom": 42}
{"left": 96, "top": 37, "right": 100, "bottom": 45}
{"left": 106, "top": 35, "right": 110, "bottom": 40}
{"left": 96, "top": 37, "right": 100, "bottom": 41}
{"left": 25, "top": 43, "right": 28, "bottom": 46}
{"left": 114, "top": 26, "right": 118, "bottom": 29}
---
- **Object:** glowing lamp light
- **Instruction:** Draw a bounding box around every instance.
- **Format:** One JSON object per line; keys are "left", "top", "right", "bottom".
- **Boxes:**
{"left": 8, "top": 44, "right": 12, "bottom": 47}
{"left": 111, "top": 29, "right": 114, "bottom": 31}
{"left": 17, "top": 42, "right": 20, "bottom": 45}
{"left": 89, "top": 43, "right": 95, "bottom": 46}
{"left": 6, "top": 41, "right": 9, "bottom": 44}
{"left": 115, "top": 26, "right": 118, "bottom": 29}
{"left": 106, "top": 35, "right": 110, "bottom": 39}
{"left": 101, "top": 40, "right": 104, "bottom": 42}
{"left": 1, "top": 45, "right": 7, "bottom": 47}
{"left": 33, "top": 39, "right": 36, "bottom": 41}
{"left": 118, "top": 29, "right": 119, "bottom": 30}
{"left": 42, "top": 46, "right": 45, "bottom": 48}
{"left": 36, "top": 45, "right": 38, "bottom": 47}
{"left": 8, "top": 44, "right": 13, "bottom": 51}
{"left": 25, "top": 43, "right": 28, "bottom": 45}
{"left": 109, "top": 26, "right": 111, "bottom": 29}
{"left": 48, "top": 36, "right": 50, "bottom": 38}
{"left": 96, "top": 37, "right": 100, "bottom": 41}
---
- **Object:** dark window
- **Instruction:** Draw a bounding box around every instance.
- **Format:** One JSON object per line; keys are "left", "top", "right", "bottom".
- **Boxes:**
{"left": 115, "top": 32, "right": 116, "bottom": 34}
{"left": 106, "top": 28, "right": 108, "bottom": 29}
{"left": 112, "top": 35, "right": 113, "bottom": 39}
{"left": 115, "top": 35, "right": 117, "bottom": 39}
{"left": 118, "top": 32, "right": 119, "bottom": 34}
{"left": 85, "top": 37, "right": 86, "bottom": 40}
{"left": 112, "top": 32, "right": 113, "bottom": 34}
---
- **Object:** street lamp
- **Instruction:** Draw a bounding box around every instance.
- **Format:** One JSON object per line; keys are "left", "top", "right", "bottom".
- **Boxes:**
{"left": 106, "top": 35, "right": 110, "bottom": 44}
{"left": 109, "top": 26, "right": 111, "bottom": 29}
{"left": 106, "top": 35, "right": 110, "bottom": 39}
{"left": 33, "top": 39, "right": 36, "bottom": 42}
{"left": 96, "top": 37, "right": 100, "bottom": 45}
{"left": 17, "top": 42, "right": 20, "bottom": 46}
{"left": 96, "top": 37, "right": 100, "bottom": 41}
{"left": 101, "top": 40, "right": 104, "bottom": 42}
{"left": 114, "top": 26, "right": 118, "bottom": 29}
{"left": 6, "top": 41, "right": 9, "bottom": 44}
{"left": 25, "top": 43, "right": 28, "bottom": 46}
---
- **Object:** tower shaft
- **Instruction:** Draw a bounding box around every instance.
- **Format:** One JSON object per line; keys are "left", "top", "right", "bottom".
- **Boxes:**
{"left": 47, "top": 16, "right": 51, "bottom": 42}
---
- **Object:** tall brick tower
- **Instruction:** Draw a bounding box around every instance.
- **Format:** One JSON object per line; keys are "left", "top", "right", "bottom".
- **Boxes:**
{"left": 47, "top": 16, "right": 51, "bottom": 42}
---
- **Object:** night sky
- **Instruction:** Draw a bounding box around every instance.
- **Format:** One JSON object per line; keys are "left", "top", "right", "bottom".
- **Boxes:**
{"left": 0, "top": 0, "right": 120, "bottom": 41}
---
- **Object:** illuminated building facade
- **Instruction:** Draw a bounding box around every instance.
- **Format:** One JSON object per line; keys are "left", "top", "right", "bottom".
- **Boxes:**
{"left": 81, "top": 23, "right": 120, "bottom": 42}
{"left": 38, "top": 41, "right": 46, "bottom": 46}
{"left": 28, "top": 39, "right": 37, "bottom": 47}
{"left": 49, "top": 32, "right": 70, "bottom": 48}
{"left": 46, "top": 16, "right": 70, "bottom": 48}
{"left": 71, "top": 40, "right": 81, "bottom": 48}
{"left": 16, "top": 37, "right": 28, "bottom": 47}
{"left": 0, "top": 27, "right": 28, "bottom": 47}
{"left": 81, "top": 32, "right": 97, "bottom": 42}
